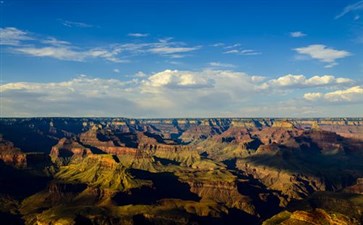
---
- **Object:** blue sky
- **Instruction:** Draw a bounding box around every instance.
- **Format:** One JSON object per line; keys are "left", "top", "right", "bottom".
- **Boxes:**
{"left": 1, "top": 0, "right": 363, "bottom": 117}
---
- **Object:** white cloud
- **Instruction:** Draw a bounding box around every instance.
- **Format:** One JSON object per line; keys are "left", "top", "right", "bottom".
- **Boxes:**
{"left": 0, "top": 27, "right": 125, "bottom": 63}
{"left": 142, "top": 70, "right": 214, "bottom": 90}
{"left": 134, "top": 71, "right": 147, "bottom": 78}
{"left": 42, "top": 37, "right": 70, "bottom": 46}
{"left": 251, "top": 76, "right": 266, "bottom": 82}
{"left": 113, "top": 69, "right": 120, "bottom": 73}
{"left": 224, "top": 49, "right": 239, "bottom": 54}
{"left": 219, "top": 43, "right": 260, "bottom": 55}
{"left": 304, "top": 86, "right": 363, "bottom": 102}
{"left": 0, "top": 70, "right": 258, "bottom": 117}
{"left": 290, "top": 31, "right": 306, "bottom": 38}
{"left": 168, "top": 61, "right": 182, "bottom": 65}
{"left": 224, "top": 43, "right": 241, "bottom": 49}
{"left": 112, "top": 40, "right": 200, "bottom": 57}
{"left": 208, "top": 62, "right": 235, "bottom": 68}
{"left": 294, "top": 44, "right": 351, "bottom": 68}
{"left": 61, "top": 20, "right": 93, "bottom": 28}
{"left": 336, "top": 0, "right": 363, "bottom": 19}
{"left": 303, "top": 92, "right": 323, "bottom": 101}
{"left": 211, "top": 43, "right": 224, "bottom": 47}
{"left": 14, "top": 46, "right": 127, "bottom": 63}
{"left": 158, "top": 37, "right": 174, "bottom": 43}
{"left": 324, "top": 86, "right": 363, "bottom": 102}
{"left": 336, "top": 77, "right": 353, "bottom": 83}
{"left": 224, "top": 49, "right": 261, "bottom": 55}
{"left": 148, "top": 46, "right": 200, "bottom": 54}
{"left": 260, "top": 74, "right": 352, "bottom": 89}
{"left": 2, "top": 27, "right": 199, "bottom": 62}
{"left": 0, "top": 27, "right": 32, "bottom": 46}
{"left": 4, "top": 27, "right": 201, "bottom": 63}
{"left": 128, "top": 33, "right": 149, "bottom": 37}
{"left": 14, "top": 47, "right": 84, "bottom": 61}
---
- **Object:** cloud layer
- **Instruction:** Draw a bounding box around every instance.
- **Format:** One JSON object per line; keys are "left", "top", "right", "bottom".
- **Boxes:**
{"left": 1, "top": 70, "right": 359, "bottom": 117}
{"left": 304, "top": 86, "right": 363, "bottom": 102}
{"left": 0, "top": 27, "right": 200, "bottom": 63}
{"left": 260, "top": 74, "right": 352, "bottom": 89}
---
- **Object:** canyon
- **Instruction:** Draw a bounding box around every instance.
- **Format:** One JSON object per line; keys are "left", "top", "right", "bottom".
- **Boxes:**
{"left": 0, "top": 117, "right": 362, "bottom": 225}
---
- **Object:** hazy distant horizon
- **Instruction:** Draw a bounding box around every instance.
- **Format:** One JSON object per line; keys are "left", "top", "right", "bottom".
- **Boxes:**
{"left": 0, "top": 116, "right": 362, "bottom": 120}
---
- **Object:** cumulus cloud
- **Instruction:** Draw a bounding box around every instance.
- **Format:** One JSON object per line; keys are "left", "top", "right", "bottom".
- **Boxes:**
{"left": 303, "top": 92, "right": 323, "bottom": 101}
{"left": 141, "top": 70, "right": 214, "bottom": 90}
{"left": 294, "top": 44, "right": 351, "bottom": 68}
{"left": 304, "top": 86, "right": 363, "bottom": 102}
{"left": 336, "top": 0, "right": 363, "bottom": 19}
{"left": 324, "top": 86, "right": 363, "bottom": 102}
{"left": 290, "top": 31, "right": 306, "bottom": 38}
{"left": 0, "top": 27, "right": 33, "bottom": 46}
{"left": 0, "top": 70, "right": 260, "bottom": 117}
{"left": 260, "top": 74, "right": 352, "bottom": 89}
{"left": 0, "top": 76, "right": 143, "bottom": 117}
{"left": 1, "top": 69, "right": 360, "bottom": 117}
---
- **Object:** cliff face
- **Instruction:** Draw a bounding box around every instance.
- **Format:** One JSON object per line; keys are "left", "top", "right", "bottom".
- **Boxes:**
{"left": 263, "top": 208, "right": 360, "bottom": 225}
{"left": 0, "top": 136, "right": 27, "bottom": 168}
{"left": 343, "top": 178, "right": 363, "bottom": 194}
{"left": 188, "top": 180, "right": 255, "bottom": 215}
{"left": 55, "top": 154, "right": 147, "bottom": 191}
{"left": 50, "top": 138, "right": 92, "bottom": 165}
{"left": 236, "top": 159, "right": 327, "bottom": 202}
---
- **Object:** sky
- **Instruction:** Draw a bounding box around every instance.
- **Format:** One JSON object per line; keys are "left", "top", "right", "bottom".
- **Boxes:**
{"left": 0, "top": 0, "right": 363, "bottom": 118}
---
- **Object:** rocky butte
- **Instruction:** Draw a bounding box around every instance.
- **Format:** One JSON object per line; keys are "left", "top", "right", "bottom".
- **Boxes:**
{"left": 0, "top": 117, "right": 362, "bottom": 225}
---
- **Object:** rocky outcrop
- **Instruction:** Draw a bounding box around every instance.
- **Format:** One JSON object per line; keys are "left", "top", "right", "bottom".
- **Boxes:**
{"left": 50, "top": 138, "right": 92, "bottom": 164}
{"left": 307, "top": 130, "right": 345, "bottom": 155}
{"left": 0, "top": 136, "right": 26, "bottom": 168}
{"left": 188, "top": 180, "right": 255, "bottom": 215}
{"left": 236, "top": 159, "right": 327, "bottom": 203}
{"left": 250, "top": 127, "right": 303, "bottom": 147}
{"left": 47, "top": 182, "right": 87, "bottom": 202}
{"left": 271, "top": 120, "right": 295, "bottom": 129}
{"left": 263, "top": 208, "right": 360, "bottom": 225}
{"left": 55, "top": 155, "right": 147, "bottom": 191}
{"left": 343, "top": 178, "right": 363, "bottom": 194}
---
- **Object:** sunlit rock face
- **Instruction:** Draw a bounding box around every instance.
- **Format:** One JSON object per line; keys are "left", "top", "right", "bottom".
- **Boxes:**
{"left": 0, "top": 117, "right": 362, "bottom": 225}
{"left": 0, "top": 136, "right": 27, "bottom": 168}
